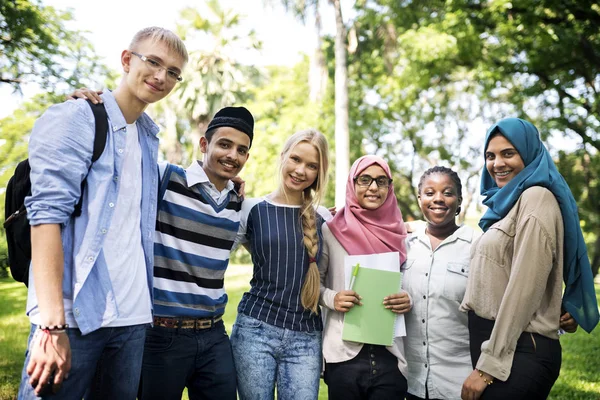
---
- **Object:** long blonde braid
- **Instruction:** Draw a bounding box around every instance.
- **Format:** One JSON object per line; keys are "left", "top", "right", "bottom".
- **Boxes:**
{"left": 278, "top": 129, "right": 329, "bottom": 314}
{"left": 300, "top": 188, "right": 321, "bottom": 314}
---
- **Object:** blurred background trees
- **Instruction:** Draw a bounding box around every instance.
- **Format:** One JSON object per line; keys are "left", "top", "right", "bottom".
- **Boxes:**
{"left": 1, "top": 0, "right": 598, "bottom": 276}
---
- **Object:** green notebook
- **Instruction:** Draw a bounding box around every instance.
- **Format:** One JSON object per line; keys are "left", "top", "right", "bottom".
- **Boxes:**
{"left": 342, "top": 267, "right": 401, "bottom": 346}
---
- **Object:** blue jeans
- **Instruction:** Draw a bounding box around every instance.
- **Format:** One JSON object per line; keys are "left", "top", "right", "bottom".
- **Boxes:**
{"left": 138, "top": 320, "right": 236, "bottom": 400}
{"left": 231, "top": 313, "right": 322, "bottom": 400}
{"left": 18, "top": 323, "right": 147, "bottom": 400}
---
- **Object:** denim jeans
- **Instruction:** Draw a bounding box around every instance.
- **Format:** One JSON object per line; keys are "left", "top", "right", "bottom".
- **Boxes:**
{"left": 18, "top": 323, "right": 147, "bottom": 400}
{"left": 138, "top": 320, "right": 236, "bottom": 400}
{"left": 231, "top": 313, "right": 322, "bottom": 400}
{"left": 324, "top": 344, "right": 407, "bottom": 400}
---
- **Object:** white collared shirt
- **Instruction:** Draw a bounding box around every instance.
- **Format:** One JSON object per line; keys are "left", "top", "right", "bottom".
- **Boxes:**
{"left": 402, "top": 224, "right": 479, "bottom": 400}
{"left": 159, "top": 161, "right": 236, "bottom": 204}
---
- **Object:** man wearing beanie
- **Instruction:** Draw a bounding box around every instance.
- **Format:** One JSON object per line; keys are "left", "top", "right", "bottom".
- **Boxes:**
{"left": 138, "top": 106, "right": 254, "bottom": 400}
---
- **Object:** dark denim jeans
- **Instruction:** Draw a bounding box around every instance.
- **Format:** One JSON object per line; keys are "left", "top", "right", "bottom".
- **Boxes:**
{"left": 324, "top": 344, "right": 407, "bottom": 400}
{"left": 231, "top": 313, "right": 322, "bottom": 400}
{"left": 138, "top": 320, "right": 236, "bottom": 400}
{"left": 18, "top": 323, "right": 147, "bottom": 400}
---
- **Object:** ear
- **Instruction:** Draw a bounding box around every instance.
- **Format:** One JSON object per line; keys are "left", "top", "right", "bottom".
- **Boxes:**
{"left": 121, "top": 50, "right": 132, "bottom": 73}
{"left": 456, "top": 197, "right": 463, "bottom": 216}
{"left": 200, "top": 137, "right": 209, "bottom": 154}
{"left": 417, "top": 194, "right": 422, "bottom": 209}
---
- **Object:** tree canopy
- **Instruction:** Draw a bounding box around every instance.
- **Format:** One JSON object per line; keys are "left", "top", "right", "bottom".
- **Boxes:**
{"left": 0, "top": 0, "right": 108, "bottom": 92}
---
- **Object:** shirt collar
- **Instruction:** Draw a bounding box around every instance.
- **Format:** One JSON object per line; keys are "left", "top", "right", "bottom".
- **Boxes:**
{"left": 410, "top": 223, "right": 473, "bottom": 246}
{"left": 185, "top": 161, "right": 237, "bottom": 194}
{"left": 100, "top": 90, "right": 159, "bottom": 137}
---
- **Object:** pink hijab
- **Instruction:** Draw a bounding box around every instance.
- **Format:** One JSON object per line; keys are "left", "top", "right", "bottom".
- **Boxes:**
{"left": 327, "top": 155, "right": 407, "bottom": 264}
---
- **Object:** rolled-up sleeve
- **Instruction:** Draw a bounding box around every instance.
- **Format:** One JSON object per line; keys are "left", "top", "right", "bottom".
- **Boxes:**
{"left": 25, "top": 101, "right": 95, "bottom": 226}
{"left": 476, "top": 216, "right": 555, "bottom": 381}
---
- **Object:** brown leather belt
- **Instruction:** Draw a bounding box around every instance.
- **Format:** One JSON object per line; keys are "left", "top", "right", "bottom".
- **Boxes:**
{"left": 153, "top": 315, "right": 223, "bottom": 330}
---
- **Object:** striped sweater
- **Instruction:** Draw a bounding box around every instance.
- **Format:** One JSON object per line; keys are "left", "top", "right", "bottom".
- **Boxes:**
{"left": 153, "top": 163, "right": 242, "bottom": 317}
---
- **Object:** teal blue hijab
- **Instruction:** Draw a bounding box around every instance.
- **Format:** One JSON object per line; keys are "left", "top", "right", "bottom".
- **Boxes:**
{"left": 479, "top": 118, "right": 599, "bottom": 333}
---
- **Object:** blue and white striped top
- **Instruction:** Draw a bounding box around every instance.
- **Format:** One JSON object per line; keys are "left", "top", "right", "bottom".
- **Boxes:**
{"left": 237, "top": 197, "right": 331, "bottom": 332}
{"left": 153, "top": 162, "right": 242, "bottom": 318}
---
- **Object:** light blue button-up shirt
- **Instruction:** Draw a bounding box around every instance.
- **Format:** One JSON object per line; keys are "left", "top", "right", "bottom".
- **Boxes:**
{"left": 25, "top": 91, "right": 160, "bottom": 335}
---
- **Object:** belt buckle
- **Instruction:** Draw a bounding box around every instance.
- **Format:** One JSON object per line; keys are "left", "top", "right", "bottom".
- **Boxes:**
{"left": 197, "top": 318, "right": 212, "bottom": 329}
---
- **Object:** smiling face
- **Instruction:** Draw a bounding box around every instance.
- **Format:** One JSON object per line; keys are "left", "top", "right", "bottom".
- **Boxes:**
{"left": 418, "top": 173, "right": 461, "bottom": 228}
{"left": 354, "top": 165, "right": 390, "bottom": 210}
{"left": 281, "top": 141, "right": 320, "bottom": 196}
{"left": 485, "top": 134, "right": 525, "bottom": 188}
{"left": 123, "top": 38, "right": 185, "bottom": 106}
{"left": 200, "top": 127, "right": 250, "bottom": 190}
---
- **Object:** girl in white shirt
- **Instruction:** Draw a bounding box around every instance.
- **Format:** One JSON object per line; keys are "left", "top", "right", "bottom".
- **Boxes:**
{"left": 403, "top": 166, "right": 475, "bottom": 400}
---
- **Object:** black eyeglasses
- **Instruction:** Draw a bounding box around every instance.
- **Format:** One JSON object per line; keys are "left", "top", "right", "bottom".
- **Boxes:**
{"left": 131, "top": 51, "right": 183, "bottom": 82}
{"left": 354, "top": 175, "right": 393, "bottom": 188}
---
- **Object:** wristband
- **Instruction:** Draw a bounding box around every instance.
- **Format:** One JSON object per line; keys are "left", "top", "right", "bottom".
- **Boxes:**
{"left": 38, "top": 324, "right": 69, "bottom": 331}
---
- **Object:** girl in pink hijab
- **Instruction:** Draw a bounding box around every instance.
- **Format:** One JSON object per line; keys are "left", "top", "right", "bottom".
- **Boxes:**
{"left": 319, "top": 155, "right": 411, "bottom": 400}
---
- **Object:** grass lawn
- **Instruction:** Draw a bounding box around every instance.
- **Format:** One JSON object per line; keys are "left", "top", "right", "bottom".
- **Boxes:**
{"left": 1, "top": 268, "right": 598, "bottom": 400}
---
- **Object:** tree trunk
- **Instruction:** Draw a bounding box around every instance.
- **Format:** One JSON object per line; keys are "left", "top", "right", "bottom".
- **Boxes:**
{"left": 309, "top": 5, "right": 328, "bottom": 103}
{"left": 331, "top": 0, "right": 350, "bottom": 207}
{"left": 162, "top": 105, "right": 183, "bottom": 165}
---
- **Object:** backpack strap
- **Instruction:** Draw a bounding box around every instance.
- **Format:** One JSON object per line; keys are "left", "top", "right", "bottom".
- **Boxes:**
{"left": 89, "top": 100, "right": 108, "bottom": 162}
{"left": 73, "top": 100, "right": 108, "bottom": 217}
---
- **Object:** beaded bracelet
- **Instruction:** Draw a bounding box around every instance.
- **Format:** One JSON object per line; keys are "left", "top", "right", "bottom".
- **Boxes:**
{"left": 479, "top": 371, "right": 494, "bottom": 385}
{"left": 38, "top": 324, "right": 69, "bottom": 332}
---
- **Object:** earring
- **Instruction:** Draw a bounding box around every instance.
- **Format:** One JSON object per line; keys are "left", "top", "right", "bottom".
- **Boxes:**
{"left": 455, "top": 207, "right": 462, "bottom": 216}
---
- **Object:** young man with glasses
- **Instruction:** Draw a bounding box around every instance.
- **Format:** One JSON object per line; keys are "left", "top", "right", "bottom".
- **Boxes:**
{"left": 18, "top": 27, "right": 188, "bottom": 400}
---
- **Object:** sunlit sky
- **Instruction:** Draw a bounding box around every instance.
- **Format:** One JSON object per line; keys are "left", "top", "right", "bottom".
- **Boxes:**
{"left": 1, "top": 0, "right": 351, "bottom": 118}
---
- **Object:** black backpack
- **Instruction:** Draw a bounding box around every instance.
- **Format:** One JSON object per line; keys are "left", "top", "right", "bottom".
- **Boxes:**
{"left": 3, "top": 100, "right": 108, "bottom": 285}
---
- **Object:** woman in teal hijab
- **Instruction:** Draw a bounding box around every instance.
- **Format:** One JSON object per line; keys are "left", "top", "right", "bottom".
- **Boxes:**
{"left": 460, "top": 118, "right": 599, "bottom": 399}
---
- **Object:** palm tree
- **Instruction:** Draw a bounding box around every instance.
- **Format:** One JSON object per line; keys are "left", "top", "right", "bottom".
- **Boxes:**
{"left": 158, "top": 0, "right": 261, "bottom": 164}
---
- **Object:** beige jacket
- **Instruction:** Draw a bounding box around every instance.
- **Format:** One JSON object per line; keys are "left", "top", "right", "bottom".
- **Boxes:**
{"left": 318, "top": 223, "right": 408, "bottom": 376}
{"left": 460, "top": 186, "right": 564, "bottom": 381}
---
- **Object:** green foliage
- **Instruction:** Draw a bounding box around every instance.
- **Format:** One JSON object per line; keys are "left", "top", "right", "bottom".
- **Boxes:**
{"left": 346, "top": 0, "right": 600, "bottom": 257}
{"left": 151, "top": 1, "right": 263, "bottom": 166}
{"left": 0, "top": 0, "right": 110, "bottom": 91}
{"left": 242, "top": 59, "right": 336, "bottom": 206}
{"left": 557, "top": 149, "right": 600, "bottom": 276}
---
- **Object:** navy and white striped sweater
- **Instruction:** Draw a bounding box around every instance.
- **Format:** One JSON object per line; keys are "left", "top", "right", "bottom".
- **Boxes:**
{"left": 237, "top": 197, "right": 330, "bottom": 332}
{"left": 153, "top": 163, "right": 242, "bottom": 318}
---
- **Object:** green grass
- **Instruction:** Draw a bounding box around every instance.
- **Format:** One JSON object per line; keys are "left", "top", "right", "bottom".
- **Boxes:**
{"left": 0, "top": 279, "right": 29, "bottom": 400}
{"left": 1, "top": 270, "right": 598, "bottom": 400}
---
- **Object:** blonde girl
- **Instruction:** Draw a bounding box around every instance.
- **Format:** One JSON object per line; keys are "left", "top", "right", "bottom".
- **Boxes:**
{"left": 231, "top": 129, "right": 330, "bottom": 400}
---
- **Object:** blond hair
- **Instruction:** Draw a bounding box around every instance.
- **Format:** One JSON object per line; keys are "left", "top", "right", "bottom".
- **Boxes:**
{"left": 279, "top": 129, "right": 329, "bottom": 314}
{"left": 129, "top": 27, "right": 189, "bottom": 65}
